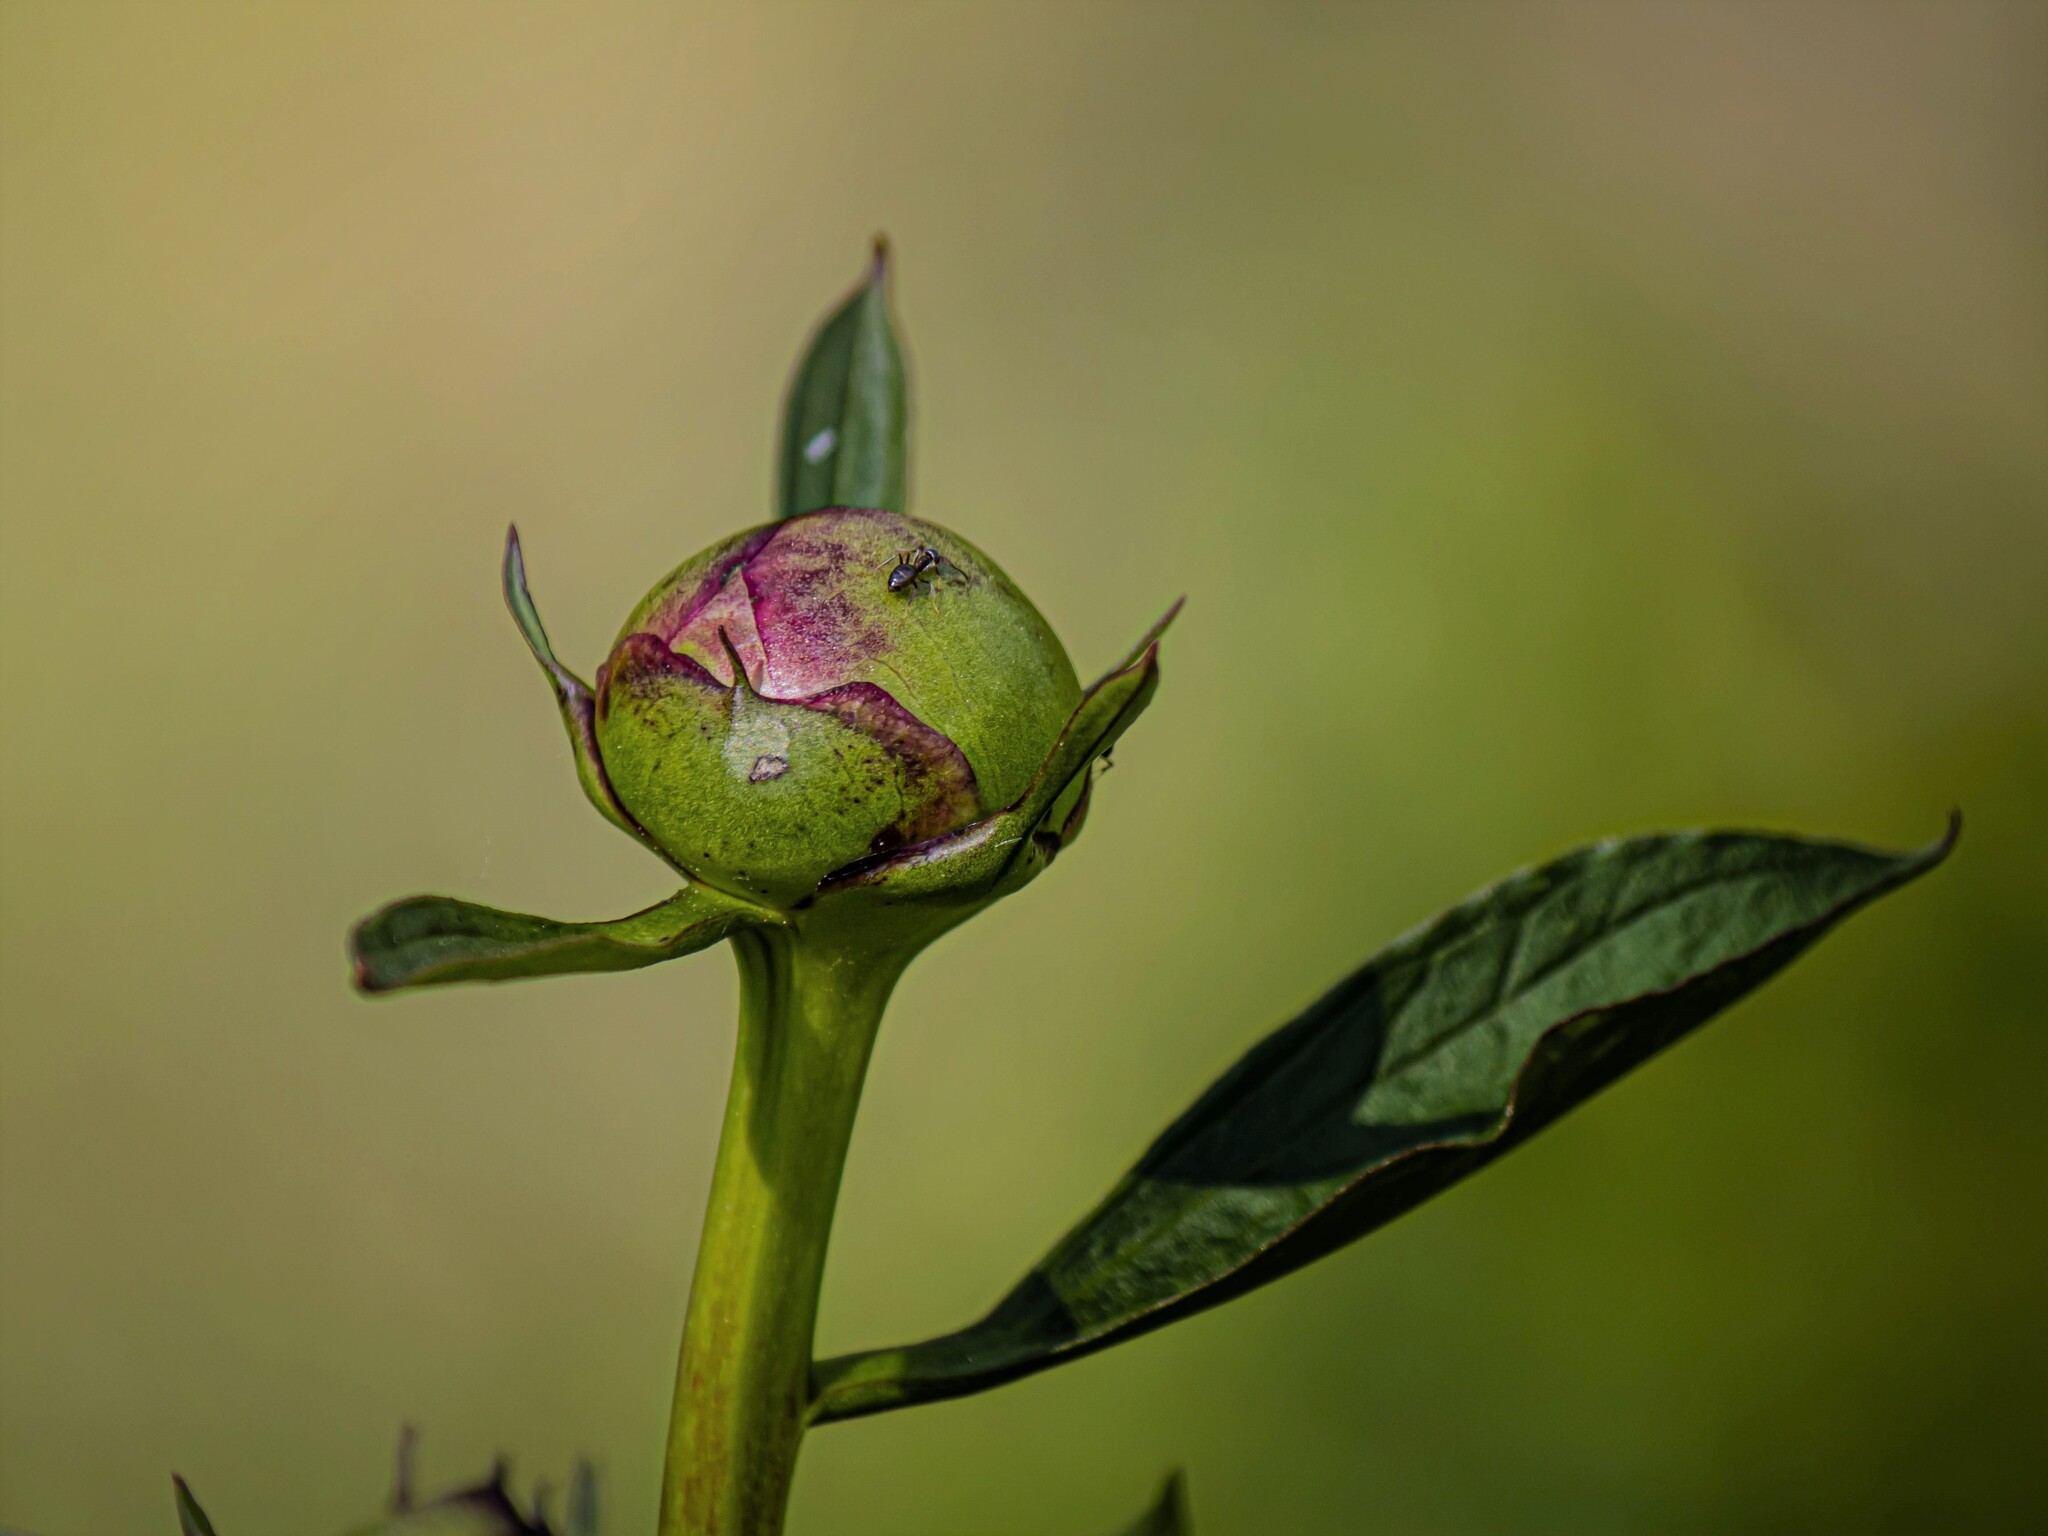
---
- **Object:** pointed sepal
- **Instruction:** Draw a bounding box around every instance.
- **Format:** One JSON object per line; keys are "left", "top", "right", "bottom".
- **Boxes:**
{"left": 503, "top": 526, "right": 667, "bottom": 858}
{"left": 349, "top": 884, "right": 782, "bottom": 995}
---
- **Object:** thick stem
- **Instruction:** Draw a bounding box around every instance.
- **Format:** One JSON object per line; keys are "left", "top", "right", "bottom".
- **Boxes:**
{"left": 658, "top": 921, "right": 913, "bottom": 1536}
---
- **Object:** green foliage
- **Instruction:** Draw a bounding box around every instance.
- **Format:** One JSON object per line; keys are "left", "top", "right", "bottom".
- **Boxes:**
{"left": 778, "top": 241, "right": 907, "bottom": 520}
{"left": 349, "top": 887, "right": 776, "bottom": 994}
{"left": 318, "top": 250, "right": 1962, "bottom": 1534}
{"left": 810, "top": 819, "right": 1956, "bottom": 1422}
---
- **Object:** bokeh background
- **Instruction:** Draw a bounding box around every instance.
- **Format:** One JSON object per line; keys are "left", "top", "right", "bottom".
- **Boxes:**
{"left": 3, "top": 4, "right": 2044, "bottom": 1533}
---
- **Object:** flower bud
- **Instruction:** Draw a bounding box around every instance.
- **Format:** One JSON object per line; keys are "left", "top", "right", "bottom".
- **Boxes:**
{"left": 593, "top": 508, "right": 1080, "bottom": 906}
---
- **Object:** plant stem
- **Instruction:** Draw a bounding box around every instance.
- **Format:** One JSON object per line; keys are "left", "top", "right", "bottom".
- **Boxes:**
{"left": 658, "top": 921, "right": 914, "bottom": 1536}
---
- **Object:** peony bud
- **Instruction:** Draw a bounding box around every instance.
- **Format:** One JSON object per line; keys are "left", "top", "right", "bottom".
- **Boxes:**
{"left": 592, "top": 507, "right": 1079, "bottom": 906}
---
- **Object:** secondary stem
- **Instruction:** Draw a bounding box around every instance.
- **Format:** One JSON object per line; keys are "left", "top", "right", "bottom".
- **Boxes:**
{"left": 658, "top": 920, "right": 914, "bottom": 1536}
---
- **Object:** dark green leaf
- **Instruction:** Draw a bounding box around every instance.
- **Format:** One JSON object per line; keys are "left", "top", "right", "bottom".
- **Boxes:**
{"left": 173, "top": 1478, "right": 219, "bottom": 1536}
{"left": 349, "top": 885, "right": 779, "bottom": 995}
{"left": 779, "top": 240, "right": 908, "bottom": 519}
{"left": 810, "top": 818, "right": 1957, "bottom": 1423}
{"left": 1113, "top": 1472, "right": 1190, "bottom": 1536}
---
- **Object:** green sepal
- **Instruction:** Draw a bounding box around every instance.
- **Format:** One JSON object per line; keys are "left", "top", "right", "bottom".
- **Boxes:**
{"left": 349, "top": 884, "right": 782, "bottom": 995}
{"left": 814, "top": 601, "right": 1180, "bottom": 908}
{"left": 809, "top": 818, "right": 1957, "bottom": 1423}
{"left": 502, "top": 525, "right": 669, "bottom": 862}
{"left": 174, "top": 1477, "right": 219, "bottom": 1536}
{"left": 778, "top": 240, "right": 909, "bottom": 520}
{"left": 1114, "top": 1472, "right": 1191, "bottom": 1536}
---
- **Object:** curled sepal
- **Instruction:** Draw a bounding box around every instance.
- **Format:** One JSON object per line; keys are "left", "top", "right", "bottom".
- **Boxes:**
{"left": 349, "top": 884, "right": 782, "bottom": 995}
{"left": 173, "top": 1477, "right": 219, "bottom": 1536}
{"left": 503, "top": 525, "right": 669, "bottom": 862}
{"left": 808, "top": 819, "right": 1956, "bottom": 1423}
{"left": 816, "top": 600, "right": 1181, "bottom": 908}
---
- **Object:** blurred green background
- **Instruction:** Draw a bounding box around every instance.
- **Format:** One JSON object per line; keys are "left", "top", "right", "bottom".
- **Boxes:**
{"left": 3, "top": 4, "right": 2044, "bottom": 1533}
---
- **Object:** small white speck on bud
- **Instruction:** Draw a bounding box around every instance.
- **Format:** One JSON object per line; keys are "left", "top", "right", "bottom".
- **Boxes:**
{"left": 803, "top": 428, "right": 837, "bottom": 464}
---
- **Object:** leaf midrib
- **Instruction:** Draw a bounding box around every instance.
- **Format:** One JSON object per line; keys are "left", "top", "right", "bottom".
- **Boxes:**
{"left": 1370, "top": 854, "right": 1812, "bottom": 1092}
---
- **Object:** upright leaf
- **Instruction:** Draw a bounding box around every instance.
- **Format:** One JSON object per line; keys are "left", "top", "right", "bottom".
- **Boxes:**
{"left": 779, "top": 241, "right": 908, "bottom": 519}
{"left": 810, "top": 819, "right": 1956, "bottom": 1423}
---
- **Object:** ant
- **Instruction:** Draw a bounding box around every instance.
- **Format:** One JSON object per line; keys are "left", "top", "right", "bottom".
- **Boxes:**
{"left": 883, "top": 545, "right": 965, "bottom": 601}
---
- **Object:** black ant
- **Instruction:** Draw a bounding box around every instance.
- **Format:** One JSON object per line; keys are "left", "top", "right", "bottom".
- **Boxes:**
{"left": 883, "top": 545, "right": 964, "bottom": 600}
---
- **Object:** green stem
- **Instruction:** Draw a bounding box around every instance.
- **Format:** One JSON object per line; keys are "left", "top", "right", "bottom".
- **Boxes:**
{"left": 658, "top": 921, "right": 915, "bottom": 1536}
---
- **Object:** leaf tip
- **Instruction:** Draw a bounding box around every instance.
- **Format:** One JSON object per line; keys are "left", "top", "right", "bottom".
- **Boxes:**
{"left": 346, "top": 901, "right": 415, "bottom": 997}
{"left": 1149, "top": 595, "right": 1187, "bottom": 648}
{"left": 1903, "top": 807, "right": 1962, "bottom": 877}
{"left": 346, "top": 928, "right": 389, "bottom": 996}
{"left": 1097, "top": 596, "right": 1183, "bottom": 688}
{"left": 501, "top": 523, "right": 525, "bottom": 598}
{"left": 172, "top": 1475, "right": 217, "bottom": 1536}
{"left": 869, "top": 232, "right": 890, "bottom": 279}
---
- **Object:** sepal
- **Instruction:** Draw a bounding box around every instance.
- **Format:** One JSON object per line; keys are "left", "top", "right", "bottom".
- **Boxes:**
{"left": 502, "top": 526, "right": 672, "bottom": 865}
